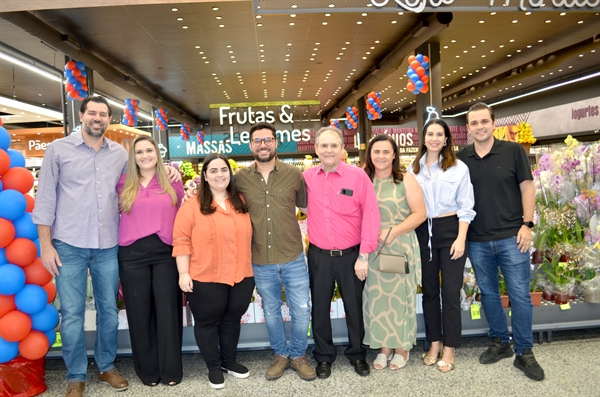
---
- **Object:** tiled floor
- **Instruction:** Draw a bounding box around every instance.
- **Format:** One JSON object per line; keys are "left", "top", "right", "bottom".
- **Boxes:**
{"left": 41, "top": 328, "right": 600, "bottom": 396}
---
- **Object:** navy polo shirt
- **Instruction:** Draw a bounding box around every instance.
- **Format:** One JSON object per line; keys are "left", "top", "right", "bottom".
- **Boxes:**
{"left": 457, "top": 138, "right": 533, "bottom": 242}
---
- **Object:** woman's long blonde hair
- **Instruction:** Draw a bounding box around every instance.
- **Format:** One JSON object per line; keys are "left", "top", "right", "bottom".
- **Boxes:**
{"left": 119, "top": 135, "right": 178, "bottom": 214}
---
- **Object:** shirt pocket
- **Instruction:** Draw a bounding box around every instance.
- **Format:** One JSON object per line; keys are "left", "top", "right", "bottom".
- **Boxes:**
{"left": 434, "top": 174, "right": 461, "bottom": 211}
{"left": 335, "top": 194, "right": 359, "bottom": 216}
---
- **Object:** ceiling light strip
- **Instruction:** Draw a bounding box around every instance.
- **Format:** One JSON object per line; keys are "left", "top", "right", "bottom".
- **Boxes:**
{"left": 0, "top": 95, "right": 63, "bottom": 119}
{"left": 0, "top": 51, "right": 62, "bottom": 82}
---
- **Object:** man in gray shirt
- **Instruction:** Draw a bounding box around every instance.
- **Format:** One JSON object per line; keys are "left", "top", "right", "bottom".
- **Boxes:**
{"left": 33, "top": 96, "right": 129, "bottom": 397}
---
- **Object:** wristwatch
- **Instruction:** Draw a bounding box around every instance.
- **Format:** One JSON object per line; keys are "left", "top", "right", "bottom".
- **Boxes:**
{"left": 522, "top": 221, "right": 534, "bottom": 228}
{"left": 358, "top": 254, "right": 368, "bottom": 261}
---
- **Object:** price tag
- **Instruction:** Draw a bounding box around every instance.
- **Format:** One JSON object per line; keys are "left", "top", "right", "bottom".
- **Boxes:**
{"left": 470, "top": 304, "right": 481, "bottom": 320}
{"left": 560, "top": 303, "right": 571, "bottom": 310}
{"left": 52, "top": 332, "right": 62, "bottom": 348}
{"left": 307, "top": 321, "right": 312, "bottom": 337}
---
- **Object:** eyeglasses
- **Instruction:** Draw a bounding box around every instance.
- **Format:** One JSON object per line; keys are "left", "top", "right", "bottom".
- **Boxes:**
{"left": 251, "top": 137, "right": 275, "bottom": 146}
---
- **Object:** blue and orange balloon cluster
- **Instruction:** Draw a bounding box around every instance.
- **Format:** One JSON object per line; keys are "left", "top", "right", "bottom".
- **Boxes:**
{"left": 122, "top": 99, "right": 140, "bottom": 127}
{"left": 0, "top": 121, "right": 59, "bottom": 364}
{"left": 366, "top": 92, "right": 382, "bottom": 121}
{"left": 345, "top": 107, "right": 359, "bottom": 130}
{"left": 329, "top": 119, "right": 341, "bottom": 129}
{"left": 406, "top": 54, "right": 430, "bottom": 95}
{"left": 155, "top": 108, "right": 169, "bottom": 131}
{"left": 180, "top": 123, "right": 191, "bottom": 141}
{"left": 196, "top": 130, "right": 205, "bottom": 144}
{"left": 64, "top": 61, "right": 88, "bottom": 101}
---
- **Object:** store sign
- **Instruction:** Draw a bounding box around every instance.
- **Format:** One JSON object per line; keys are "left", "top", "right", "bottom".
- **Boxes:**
{"left": 372, "top": 126, "right": 469, "bottom": 153}
{"left": 25, "top": 137, "right": 54, "bottom": 157}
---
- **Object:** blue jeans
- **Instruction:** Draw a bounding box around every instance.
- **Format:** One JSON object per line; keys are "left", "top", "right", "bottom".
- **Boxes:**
{"left": 468, "top": 237, "right": 533, "bottom": 355}
{"left": 54, "top": 240, "right": 120, "bottom": 382}
{"left": 253, "top": 253, "right": 311, "bottom": 358}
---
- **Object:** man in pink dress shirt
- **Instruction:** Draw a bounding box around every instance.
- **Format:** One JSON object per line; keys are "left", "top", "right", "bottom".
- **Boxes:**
{"left": 303, "top": 126, "right": 380, "bottom": 379}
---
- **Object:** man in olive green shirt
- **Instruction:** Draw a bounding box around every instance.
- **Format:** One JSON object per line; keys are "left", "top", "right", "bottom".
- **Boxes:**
{"left": 234, "top": 122, "right": 316, "bottom": 381}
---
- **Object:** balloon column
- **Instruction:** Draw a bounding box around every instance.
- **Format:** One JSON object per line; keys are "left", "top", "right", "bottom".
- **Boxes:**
{"left": 0, "top": 125, "right": 58, "bottom": 365}
{"left": 366, "top": 92, "right": 382, "bottom": 121}
{"left": 406, "top": 54, "right": 430, "bottom": 95}
{"left": 64, "top": 61, "right": 88, "bottom": 101}
{"left": 345, "top": 107, "right": 359, "bottom": 130}
{"left": 330, "top": 119, "right": 341, "bottom": 129}
{"left": 180, "top": 123, "right": 191, "bottom": 141}
{"left": 154, "top": 108, "right": 169, "bottom": 131}
{"left": 122, "top": 99, "right": 140, "bottom": 127}
{"left": 196, "top": 130, "right": 205, "bottom": 144}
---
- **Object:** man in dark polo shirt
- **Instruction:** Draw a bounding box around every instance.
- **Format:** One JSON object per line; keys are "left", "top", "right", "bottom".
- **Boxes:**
{"left": 457, "top": 102, "right": 544, "bottom": 381}
{"left": 234, "top": 122, "right": 316, "bottom": 381}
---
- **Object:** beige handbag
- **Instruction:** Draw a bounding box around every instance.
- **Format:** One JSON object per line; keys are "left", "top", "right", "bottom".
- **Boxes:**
{"left": 375, "top": 228, "right": 409, "bottom": 274}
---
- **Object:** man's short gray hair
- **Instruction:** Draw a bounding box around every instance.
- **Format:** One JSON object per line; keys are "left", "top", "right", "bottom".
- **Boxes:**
{"left": 315, "top": 126, "right": 344, "bottom": 146}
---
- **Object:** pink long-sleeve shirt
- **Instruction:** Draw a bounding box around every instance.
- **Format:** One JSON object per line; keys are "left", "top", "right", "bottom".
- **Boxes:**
{"left": 117, "top": 174, "right": 185, "bottom": 246}
{"left": 303, "top": 161, "right": 380, "bottom": 253}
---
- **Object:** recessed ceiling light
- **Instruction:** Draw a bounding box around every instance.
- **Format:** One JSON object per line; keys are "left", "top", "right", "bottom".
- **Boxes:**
{"left": 257, "top": 23, "right": 263, "bottom": 27}
{"left": 216, "top": 16, "right": 222, "bottom": 20}
{"left": 362, "top": 13, "right": 368, "bottom": 16}
{"left": 325, "top": 13, "right": 331, "bottom": 16}
{"left": 362, "top": 56, "right": 367, "bottom": 59}
{"left": 357, "top": 21, "right": 363, "bottom": 24}
{"left": 219, "top": 24, "right": 224, "bottom": 28}
{"left": 479, "top": 20, "right": 485, "bottom": 23}
{"left": 443, "top": 45, "right": 448, "bottom": 49}
{"left": 578, "top": 20, "right": 584, "bottom": 24}
{"left": 481, "top": 55, "right": 486, "bottom": 58}
{"left": 177, "top": 17, "right": 183, "bottom": 21}
{"left": 322, "top": 22, "right": 327, "bottom": 25}
{"left": 463, "top": 50, "right": 468, "bottom": 53}
{"left": 212, "top": 7, "right": 219, "bottom": 10}
{"left": 481, "top": 39, "right": 485, "bottom": 43}
{"left": 205, "top": 61, "right": 210, "bottom": 64}
{"left": 195, "top": 45, "right": 200, "bottom": 49}
{"left": 512, "top": 20, "right": 518, "bottom": 23}
{"left": 391, "top": 20, "right": 397, "bottom": 24}
{"left": 256, "top": 15, "right": 261, "bottom": 19}
{"left": 198, "top": 51, "right": 204, "bottom": 54}
{"left": 259, "top": 44, "right": 264, "bottom": 47}
{"left": 328, "top": 4, "right": 335, "bottom": 7}
{"left": 172, "top": 7, "right": 178, "bottom": 11}
{"left": 455, "top": 55, "right": 460, "bottom": 58}
{"left": 499, "top": 45, "right": 504, "bottom": 48}
{"left": 490, "top": 50, "right": 495, "bottom": 53}
{"left": 182, "top": 25, "right": 188, "bottom": 29}
{"left": 517, "top": 49, "right": 522, "bottom": 52}
{"left": 490, "top": 12, "right": 496, "bottom": 15}
{"left": 292, "top": 4, "right": 297, "bottom": 8}
{"left": 546, "top": 20, "right": 551, "bottom": 23}
{"left": 451, "top": 39, "right": 456, "bottom": 43}
{"left": 289, "top": 22, "right": 295, "bottom": 26}
{"left": 510, "top": 39, "right": 515, "bottom": 42}
{"left": 291, "top": 14, "right": 296, "bottom": 17}
{"left": 507, "top": 54, "right": 512, "bottom": 57}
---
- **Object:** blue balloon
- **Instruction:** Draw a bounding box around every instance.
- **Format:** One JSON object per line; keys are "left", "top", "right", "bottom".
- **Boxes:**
{"left": 410, "top": 74, "right": 420, "bottom": 83}
{"left": 79, "top": 91, "right": 88, "bottom": 99}
{"left": 0, "top": 127, "right": 11, "bottom": 150}
{"left": 415, "top": 80, "right": 424, "bottom": 90}
{"left": 13, "top": 213, "right": 38, "bottom": 240}
{"left": 76, "top": 61, "right": 85, "bottom": 71}
{"left": 15, "top": 284, "right": 48, "bottom": 315}
{"left": 347, "top": 107, "right": 352, "bottom": 112}
{"left": 64, "top": 69, "right": 73, "bottom": 79}
{"left": 407, "top": 68, "right": 415, "bottom": 77}
{"left": 125, "top": 98, "right": 131, "bottom": 105}
{"left": 67, "top": 76, "right": 77, "bottom": 85}
{"left": 31, "top": 304, "right": 59, "bottom": 332}
{"left": 0, "top": 190, "right": 27, "bottom": 221}
{"left": 73, "top": 82, "right": 82, "bottom": 91}
{"left": 367, "top": 98, "right": 375, "bottom": 105}
{"left": 7, "top": 149, "right": 25, "bottom": 168}
{"left": 0, "top": 264, "right": 26, "bottom": 295}
{"left": 421, "top": 61, "right": 429, "bottom": 70}
{"left": 80, "top": 69, "right": 87, "bottom": 77}
{"left": 412, "top": 89, "right": 420, "bottom": 95}
{"left": 368, "top": 114, "right": 373, "bottom": 120}
{"left": 0, "top": 248, "right": 7, "bottom": 265}
{"left": 67, "top": 94, "right": 75, "bottom": 101}
{"left": 33, "top": 239, "right": 41, "bottom": 256}
{"left": 0, "top": 337, "right": 19, "bottom": 364}
{"left": 0, "top": 179, "right": 2, "bottom": 191}
{"left": 45, "top": 330, "right": 56, "bottom": 347}
{"left": 416, "top": 54, "right": 424, "bottom": 63}
{"left": 376, "top": 92, "right": 380, "bottom": 98}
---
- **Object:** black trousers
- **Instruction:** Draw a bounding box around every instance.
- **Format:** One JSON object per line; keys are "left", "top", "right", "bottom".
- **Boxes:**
{"left": 308, "top": 245, "right": 365, "bottom": 363}
{"left": 186, "top": 277, "right": 255, "bottom": 370}
{"left": 416, "top": 216, "right": 466, "bottom": 348}
{"left": 118, "top": 234, "right": 183, "bottom": 385}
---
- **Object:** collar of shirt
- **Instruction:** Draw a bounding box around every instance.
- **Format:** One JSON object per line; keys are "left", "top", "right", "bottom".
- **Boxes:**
{"left": 70, "top": 131, "right": 111, "bottom": 150}
{"left": 317, "top": 161, "right": 345, "bottom": 176}
{"left": 251, "top": 159, "right": 281, "bottom": 174}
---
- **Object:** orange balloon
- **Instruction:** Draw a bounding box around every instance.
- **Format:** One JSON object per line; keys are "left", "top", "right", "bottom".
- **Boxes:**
{"left": 23, "top": 258, "right": 52, "bottom": 286}
{"left": 0, "top": 149, "right": 9, "bottom": 175}
{"left": 0, "top": 218, "right": 16, "bottom": 248}
{"left": 71, "top": 69, "right": 81, "bottom": 77}
{"left": 421, "top": 75, "right": 429, "bottom": 84}
{"left": 19, "top": 330, "right": 50, "bottom": 360}
{"left": 420, "top": 84, "right": 429, "bottom": 94}
{"left": 415, "top": 66, "right": 426, "bottom": 77}
{"left": 2, "top": 167, "right": 34, "bottom": 194}
{"left": 374, "top": 112, "right": 381, "bottom": 119}
{"left": 369, "top": 108, "right": 376, "bottom": 115}
{"left": 407, "top": 81, "right": 416, "bottom": 91}
{"left": 410, "top": 60, "right": 421, "bottom": 70}
{"left": 25, "top": 194, "right": 35, "bottom": 212}
{"left": 408, "top": 55, "right": 416, "bottom": 63}
{"left": 66, "top": 61, "right": 76, "bottom": 70}
{"left": 6, "top": 238, "right": 38, "bottom": 267}
{"left": 42, "top": 281, "right": 57, "bottom": 303}
{"left": 423, "top": 55, "right": 430, "bottom": 63}
{"left": 0, "top": 310, "right": 32, "bottom": 342}
{"left": 0, "top": 294, "right": 16, "bottom": 318}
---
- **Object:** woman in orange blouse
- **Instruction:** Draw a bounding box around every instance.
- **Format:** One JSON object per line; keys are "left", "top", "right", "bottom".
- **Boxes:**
{"left": 172, "top": 153, "right": 254, "bottom": 390}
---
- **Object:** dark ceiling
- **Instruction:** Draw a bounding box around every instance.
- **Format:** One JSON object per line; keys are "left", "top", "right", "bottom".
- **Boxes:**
{"left": 0, "top": 1, "right": 598, "bottom": 129}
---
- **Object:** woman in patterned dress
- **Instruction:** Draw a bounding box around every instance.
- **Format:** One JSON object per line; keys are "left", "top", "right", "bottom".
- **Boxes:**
{"left": 362, "top": 134, "right": 427, "bottom": 370}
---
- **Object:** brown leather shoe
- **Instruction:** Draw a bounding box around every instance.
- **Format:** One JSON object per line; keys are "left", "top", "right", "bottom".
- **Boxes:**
{"left": 65, "top": 382, "right": 85, "bottom": 397}
{"left": 291, "top": 356, "right": 317, "bottom": 381}
{"left": 98, "top": 368, "right": 129, "bottom": 391}
{"left": 265, "top": 355, "right": 291, "bottom": 380}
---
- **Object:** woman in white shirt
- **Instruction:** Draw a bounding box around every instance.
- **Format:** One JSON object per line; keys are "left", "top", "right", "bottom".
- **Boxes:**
{"left": 409, "top": 118, "right": 476, "bottom": 373}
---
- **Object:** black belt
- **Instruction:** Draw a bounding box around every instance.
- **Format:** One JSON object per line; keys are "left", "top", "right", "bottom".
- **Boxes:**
{"left": 309, "top": 244, "right": 360, "bottom": 257}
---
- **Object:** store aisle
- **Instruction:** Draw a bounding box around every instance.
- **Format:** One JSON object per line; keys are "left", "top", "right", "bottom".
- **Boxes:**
{"left": 42, "top": 329, "right": 600, "bottom": 397}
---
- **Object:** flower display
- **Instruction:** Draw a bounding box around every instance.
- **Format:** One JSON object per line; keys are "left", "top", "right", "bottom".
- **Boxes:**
{"left": 516, "top": 122, "right": 536, "bottom": 144}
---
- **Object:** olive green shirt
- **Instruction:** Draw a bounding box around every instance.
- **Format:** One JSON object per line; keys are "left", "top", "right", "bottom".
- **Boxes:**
{"left": 235, "top": 160, "right": 308, "bottom": 265}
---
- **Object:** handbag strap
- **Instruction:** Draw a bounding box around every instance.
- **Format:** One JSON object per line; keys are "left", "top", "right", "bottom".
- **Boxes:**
{"left": 374, "top": 227, "right": 407, "bottom": 259}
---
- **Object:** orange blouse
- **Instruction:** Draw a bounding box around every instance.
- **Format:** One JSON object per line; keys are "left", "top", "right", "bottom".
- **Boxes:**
{"left": 172, "top": 198, "right": 253, "bottom": 286}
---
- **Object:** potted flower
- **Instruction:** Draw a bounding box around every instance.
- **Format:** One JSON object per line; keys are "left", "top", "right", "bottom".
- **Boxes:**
{"left": 541, "top": 254, "right": 580, "bottom": 304}
{"left": 529, "top": 274, "right": 543, "bottom": 306}
{"left": 516, "top": 121, "right": 536, "bottom": 153}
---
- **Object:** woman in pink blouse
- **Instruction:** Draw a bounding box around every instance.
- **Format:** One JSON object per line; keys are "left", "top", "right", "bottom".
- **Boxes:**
{"left": 117, "top": 136, "right": 185, "bottom": 387}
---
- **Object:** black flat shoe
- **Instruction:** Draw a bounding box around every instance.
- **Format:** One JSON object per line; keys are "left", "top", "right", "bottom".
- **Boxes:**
{"left": 316, "top": 362, "right": 331, "bottom": 379}
{"left": 351, "top": 359, "right": 370, "bottom": 376}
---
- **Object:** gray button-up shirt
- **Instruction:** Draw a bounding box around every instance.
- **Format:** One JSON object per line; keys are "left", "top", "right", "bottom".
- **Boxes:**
{"left": 32, "top": 132, "right": 127, "bottom": 249}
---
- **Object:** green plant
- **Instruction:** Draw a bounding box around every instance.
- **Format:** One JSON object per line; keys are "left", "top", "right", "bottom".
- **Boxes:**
{"left": 542, "top": 254, "right": 581, "bottom": 288}
{"left": 498, "top": 271, "right": 508, "bottom": 295}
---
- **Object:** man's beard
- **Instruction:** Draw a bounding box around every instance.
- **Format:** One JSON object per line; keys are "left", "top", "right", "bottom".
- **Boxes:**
{"left": 84, "top": 123, "right": 106, "bottom": 138}
{"left": 253, "top": 150, "right": 275, "bottom": 163}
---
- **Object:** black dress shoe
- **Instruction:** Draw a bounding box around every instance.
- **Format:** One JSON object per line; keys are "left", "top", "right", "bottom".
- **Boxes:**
{"left": 351, "top": 359, "right": 370, "bottom": 376}
{"left": 316, "top": 362, "right": 331, "bottom": 379}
